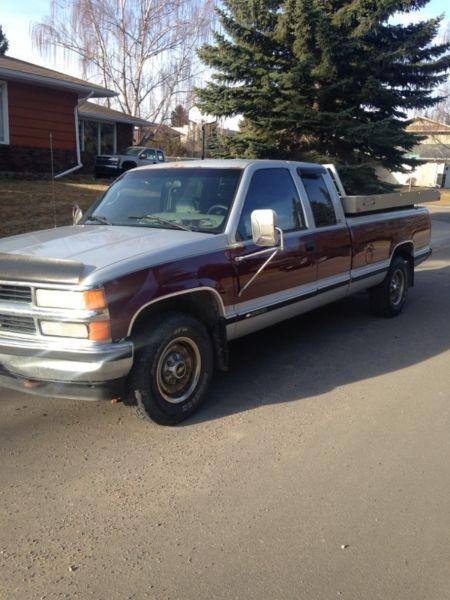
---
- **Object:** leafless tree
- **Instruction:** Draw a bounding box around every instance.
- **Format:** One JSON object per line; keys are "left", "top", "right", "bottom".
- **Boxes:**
{"left": 32, "top": 0, "right": 214, "bottom": 122}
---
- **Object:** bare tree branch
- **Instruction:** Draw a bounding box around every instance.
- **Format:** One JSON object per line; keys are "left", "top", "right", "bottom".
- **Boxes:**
{"left": 32, "top": 0, "right": 215, "bottom": 122}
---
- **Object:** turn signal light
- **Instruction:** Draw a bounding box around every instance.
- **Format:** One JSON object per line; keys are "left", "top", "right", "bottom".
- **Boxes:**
{"left": 88, "top": 321, "right": 111, "bottom": 342}
{"left": 84, "top": 289, "right": 107, "bottom": 311}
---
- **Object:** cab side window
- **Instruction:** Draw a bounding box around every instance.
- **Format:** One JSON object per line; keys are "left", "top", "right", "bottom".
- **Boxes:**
{"left": 298, "top": 170, "right": 337, "bottom": 228}
{"left": 237, "top": 168, "right": 304, "bottom": 241}
{"left": 157, "top": 150, "right": 165, "bottom": 162}
{"left": 142, "top": 149, "right": 156, "bottom": 160}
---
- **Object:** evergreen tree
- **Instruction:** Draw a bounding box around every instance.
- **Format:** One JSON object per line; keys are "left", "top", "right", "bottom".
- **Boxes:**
{"left": 197, "top": 1, "right": 450, "bottom": 192}
{"left": 0, "top": 25, "right": 8, "bottom": 55}
{"left": 170, "top": 104, "right": 189, "bottom": 127}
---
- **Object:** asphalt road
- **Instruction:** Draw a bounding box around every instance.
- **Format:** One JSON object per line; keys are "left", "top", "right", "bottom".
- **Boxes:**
{"left": 2, "top": 208, "right": 450, "bottom": 600}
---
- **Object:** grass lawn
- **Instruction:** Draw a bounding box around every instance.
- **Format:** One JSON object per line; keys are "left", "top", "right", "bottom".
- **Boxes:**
{"left": 439, "top": 189, "right": 450, "bottom": 205}
{"left": 0, "top": 178, "right": 109, "bottom": 238}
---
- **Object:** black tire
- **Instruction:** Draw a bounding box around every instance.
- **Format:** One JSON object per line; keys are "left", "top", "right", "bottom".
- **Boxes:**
{"left": 369, "top": 255, "right": 409, "bottom": 317}
{"left": 128, "top": 312, "right": 214, "bottom": 425}
{"left": 122, "top": 161, "right": 136, "bottom": 172}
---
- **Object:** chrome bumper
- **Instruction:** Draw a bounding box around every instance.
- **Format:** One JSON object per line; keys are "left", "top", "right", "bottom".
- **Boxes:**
{"left": 0, "top": 337, "right": 134, "bottom": 384}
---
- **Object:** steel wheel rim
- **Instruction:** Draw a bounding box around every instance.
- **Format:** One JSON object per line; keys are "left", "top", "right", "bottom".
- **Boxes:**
{"left": 390, "top": 269, "right": 405, "bottom": 307}
{"left": 156, "top": 336, "right": 201, "bottom": 404}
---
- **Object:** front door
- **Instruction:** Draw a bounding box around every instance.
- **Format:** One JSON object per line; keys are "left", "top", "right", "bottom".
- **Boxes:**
{"left": 228, "top": 167, "right": 317, "bottom": 338}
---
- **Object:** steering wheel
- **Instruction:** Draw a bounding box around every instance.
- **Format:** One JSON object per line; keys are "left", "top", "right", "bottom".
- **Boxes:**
{"left": 207, "top": 204, "right": 228, "bottom": 216}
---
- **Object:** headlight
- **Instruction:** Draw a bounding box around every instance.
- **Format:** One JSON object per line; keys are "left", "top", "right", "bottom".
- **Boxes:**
{"left": 35, "top": 289, "right": 107, "bottom": 311}
{"left": 40, "top": 320, "right": 111, "bottom": 341}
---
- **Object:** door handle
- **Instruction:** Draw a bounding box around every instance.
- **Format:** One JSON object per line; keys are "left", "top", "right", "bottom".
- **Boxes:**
{"left": 305, "top": 242, "right": 316, "bottom": 253}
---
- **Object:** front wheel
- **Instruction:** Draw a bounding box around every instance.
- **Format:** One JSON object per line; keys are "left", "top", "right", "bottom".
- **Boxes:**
{"left": 369, "top": 255, "right": 409, "bottom": 317}
{"left": 128, "top": 312, "right": 214, "bottom": 425}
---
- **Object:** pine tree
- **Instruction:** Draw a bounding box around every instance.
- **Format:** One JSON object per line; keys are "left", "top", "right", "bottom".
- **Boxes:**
{"left": 197, "top": 1, "right": 450, "bottom": 192}
{"left": 170, "top": 104, "right": 189, "bottom": 127}
{"left": 0, "top": 25, "right": 8, "bottom": 56}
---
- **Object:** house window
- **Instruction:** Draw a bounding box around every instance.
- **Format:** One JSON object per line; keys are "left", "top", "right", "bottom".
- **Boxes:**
{"left": 100, "top": 123, "right": 115, "bottom": 154}
{"left": 0, "top": 81, "right": 9, "bottom": 145}
{"left": 80, "top": 119, "right": 117, "bottom": 155}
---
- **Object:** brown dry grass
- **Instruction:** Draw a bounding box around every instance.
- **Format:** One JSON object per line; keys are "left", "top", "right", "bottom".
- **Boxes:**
{"left": 439, "top": 189, "right": 450, "bottom": 205}
{"left": 0, "top": 178, "right": 109, "bottom": 238}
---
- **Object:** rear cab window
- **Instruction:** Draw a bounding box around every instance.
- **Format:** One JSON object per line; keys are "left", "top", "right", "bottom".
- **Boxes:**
{"left": 297, "top": 169, "right": 337, "bottom": 228}
{"left": 237, "top": 168, "right": 306, "bottom": 241}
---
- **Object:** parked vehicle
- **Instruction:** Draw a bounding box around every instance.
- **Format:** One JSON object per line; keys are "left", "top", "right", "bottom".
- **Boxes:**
{"left": 0, "top": 160, "right": 436, "bottom": 424}
{"left": 94, "top": 146, "right": 165, "bottom": 178}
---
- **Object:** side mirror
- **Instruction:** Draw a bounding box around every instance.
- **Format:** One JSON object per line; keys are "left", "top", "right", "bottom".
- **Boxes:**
{"left": 139, "top": 153, "right": 147, "bottom": 159}
{"left": 73, "top": 204, "right": 83, "bottom": 225}
{"left": 251, "top": 209, "right": 279, "bottom": 247}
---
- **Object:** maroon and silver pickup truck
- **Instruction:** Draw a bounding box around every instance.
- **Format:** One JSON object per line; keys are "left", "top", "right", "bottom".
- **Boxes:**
{"left": 0, "top": 160, "right": 435, "bottom": 424}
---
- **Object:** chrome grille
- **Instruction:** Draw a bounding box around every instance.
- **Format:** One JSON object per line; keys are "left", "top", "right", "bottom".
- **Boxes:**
{"left": 0, "top": 284, "right": 32, "bottom": 303}
{"left": 0, "top": 314, "right": 36, "bottom": 334}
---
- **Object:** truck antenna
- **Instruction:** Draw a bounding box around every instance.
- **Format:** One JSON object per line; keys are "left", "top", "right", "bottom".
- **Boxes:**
{"left": 49, "top": 132, "right": 57, "bottom": 228}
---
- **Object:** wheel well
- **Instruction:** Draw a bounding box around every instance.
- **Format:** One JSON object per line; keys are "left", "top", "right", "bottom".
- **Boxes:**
{"left": 130, "top": 290, "right": 223, "bottom": 335}
{"left": 130, "top": 290, "right": 229, "bottom": 371}
{"left": 122, "top": 161, "right": 137, "bottom": 170}
{"left": 392, "top": 243, "right": 414, "bottom": 286}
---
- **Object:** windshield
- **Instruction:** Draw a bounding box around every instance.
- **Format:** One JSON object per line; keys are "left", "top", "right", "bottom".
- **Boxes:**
{"left": 123, "top": 147, "right": 145, "bottom": 156}
{"left": 86, "top": 168, "right": 242, "bottom": 233}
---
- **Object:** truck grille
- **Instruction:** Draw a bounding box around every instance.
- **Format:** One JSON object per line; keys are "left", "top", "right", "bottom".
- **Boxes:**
{"left": 0, "top": 314, "right": 36, "bottom": 334}
{"left": 95, "top": 156, "right": 116, "bottom": 165}
{"left": 0, "top": 284, "right": 32, "bottom": 303}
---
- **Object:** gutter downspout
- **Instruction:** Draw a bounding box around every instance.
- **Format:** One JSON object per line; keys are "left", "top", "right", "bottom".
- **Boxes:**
{"left": 54, "top": 92, "right": 94, "bottom": 179}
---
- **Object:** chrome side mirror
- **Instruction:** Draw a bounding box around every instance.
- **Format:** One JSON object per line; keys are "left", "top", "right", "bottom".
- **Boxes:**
{"left": 73, "top": 204, "right": 83, "bottom": 225}
{"left": 251, "top": 209, "right": 279, "bottom": 247}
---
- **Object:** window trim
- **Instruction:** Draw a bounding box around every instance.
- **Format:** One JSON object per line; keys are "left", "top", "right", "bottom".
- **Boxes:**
{"left": 236, "top": 167, "right": 307, "bottom": 242}
{"left": 0, "top": 81, "right": 10, "bottom": 146}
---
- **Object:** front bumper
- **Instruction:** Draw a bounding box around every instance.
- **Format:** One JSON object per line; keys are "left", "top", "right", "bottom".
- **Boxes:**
{"left": 0, "top": 337, "right": 134, "bottom": 400}
{"left": 94, "top": 164, "right": 122, "bottom": 177}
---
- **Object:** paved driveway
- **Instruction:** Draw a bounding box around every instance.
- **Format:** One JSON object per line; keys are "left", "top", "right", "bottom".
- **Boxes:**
{"left": 1, "top": 209, "right": 450, "bottom": 600}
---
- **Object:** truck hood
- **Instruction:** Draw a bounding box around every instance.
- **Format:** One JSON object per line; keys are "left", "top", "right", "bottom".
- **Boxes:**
{"left": 0, "top": 225, "right": 226, "bottom": 285}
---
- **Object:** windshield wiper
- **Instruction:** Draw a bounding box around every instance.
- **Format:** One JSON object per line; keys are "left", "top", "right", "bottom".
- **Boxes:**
{"left": 86, "top": 214, "right": 111, "bottom": 225}
{"left": 128, "top": 214, "right": 191, "bottom": 232}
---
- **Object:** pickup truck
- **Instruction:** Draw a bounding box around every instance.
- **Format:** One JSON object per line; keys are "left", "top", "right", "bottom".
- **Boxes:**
{"left": 94, "top": 146, "right": 165, "bottom": 178}
{"left": 0, "top": 160, "right": 435, "bottom": 425}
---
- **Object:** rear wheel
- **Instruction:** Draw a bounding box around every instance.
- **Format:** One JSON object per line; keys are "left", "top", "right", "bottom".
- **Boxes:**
{"left": 128, "top": 312, "right": 214, "bottom": 425}
{"left": 369, "top": 255, "right": 409, "bottom": 317}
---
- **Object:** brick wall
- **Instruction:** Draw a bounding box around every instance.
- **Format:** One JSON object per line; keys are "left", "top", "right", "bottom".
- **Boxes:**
{"left": 0, "top": 144, "right": 77, "bottom": 175}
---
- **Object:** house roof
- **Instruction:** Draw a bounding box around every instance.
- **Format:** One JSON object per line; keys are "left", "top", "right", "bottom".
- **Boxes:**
{"left": 141, "top": 123, "right": 181, "bottom": 138}
{"left": 0, "top": 56, "right": 116, "bottom": 98}
{"left": 406, "top": 143, "right": 450, "bottom": 161}
{"left": 78, "top": 101, "right": 152, "bottom": 126}
{"left": 406, "top": 116, "right": 450, "bottom": 134}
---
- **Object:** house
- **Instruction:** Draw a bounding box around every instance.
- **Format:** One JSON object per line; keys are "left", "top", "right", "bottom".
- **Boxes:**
{"left": 173, "top": 120, "right": 237, "bottom": 157}
{"left": 0, "top": 56, "right": 151, "bottom": 176}
{"left": 377, "top": 117, "right": 450, "bottom": 188}
{"left": 139, "top": 123, "right": 183, "bottom": 155}
{"left": 78, "top": 100, "right": 151, "bottom": 171}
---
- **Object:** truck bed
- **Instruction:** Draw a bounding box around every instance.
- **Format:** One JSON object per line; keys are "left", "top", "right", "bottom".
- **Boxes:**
{"left": 324, "top": 164, "right": 441, "bottom": 215}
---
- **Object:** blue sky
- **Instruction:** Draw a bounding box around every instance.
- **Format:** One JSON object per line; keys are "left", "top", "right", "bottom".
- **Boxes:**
{"left": 1, "top": 0, "right": 449, "bottom": 77}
